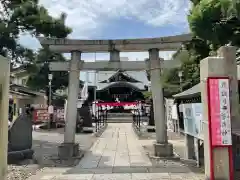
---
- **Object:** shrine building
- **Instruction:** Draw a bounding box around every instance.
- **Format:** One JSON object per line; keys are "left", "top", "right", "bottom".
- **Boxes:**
{"left": 95, "top": 69, "right": 149, "bottom": 102}
{"left": 84, "top": 57, "right": 149, "bottom": 103}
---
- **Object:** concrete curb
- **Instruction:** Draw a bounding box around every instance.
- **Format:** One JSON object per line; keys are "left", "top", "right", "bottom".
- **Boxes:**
{"left": 143, "top": 145, "right": 181, "bottom": 161}
{"left": 132, "top": 123, "right": 142, "bottom": 138}
{"left": 143, "top": 145, "right": 200, "bottom": 168}
{"left": 37, "top": 150, "right": 85, "bottom": 168}
{"left": 94, "top": 123, "right": 108, "bottom": 137}
{"left": 132, "top": 123, "right": 154, "bottom": 140}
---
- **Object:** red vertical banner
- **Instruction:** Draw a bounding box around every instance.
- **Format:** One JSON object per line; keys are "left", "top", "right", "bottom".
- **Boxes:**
{"left": 208, "top": 79, "right": 222, "bottom": 146}
{"left": 207, "top": 77, "right": 233, "bottom": 180}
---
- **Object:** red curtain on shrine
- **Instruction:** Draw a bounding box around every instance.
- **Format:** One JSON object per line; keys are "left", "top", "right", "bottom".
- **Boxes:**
{"left": 96, "top": 102, "right": 137, "bottom": 107}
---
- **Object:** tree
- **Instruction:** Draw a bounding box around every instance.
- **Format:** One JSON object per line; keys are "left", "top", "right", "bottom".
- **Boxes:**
{"left": 26, "top": 46, "right": 85, "bottom": 94}
{"left": 0, "top": 0, "right": 71, "bottom": 64}
{"left": 190, "top": 0, "right": 202, "bottom": 5}
{"left": 162, "top": 37, "right": 211, "bottom": 95}
{"left": 164, "top": 0, "right": 240, "bottom": 96}
{"left": 188, "top": 0, "right": 240, "bottom": 50}
{"left": 1, "top": 0, "right": 74, "bottom": 93}
{"left": 26, "top": 47, "right": 68, "bottom": 92}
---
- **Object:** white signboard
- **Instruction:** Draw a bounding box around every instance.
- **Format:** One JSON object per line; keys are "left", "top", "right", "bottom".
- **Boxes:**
{"left": 48, "top": 105, "right": 54, "bottom": 114}
{"left": 218, "top": 79, "right": 232, "bottom": 145}
{"left": 192, "top": 103, "right": 202, "bottom": 136}
{"left": 183, "top": 104, "right": 194, "bottom": 135}
{"left": 171, "top": 104, "right": 178, "bottom": 120}
{"left": 183, "top": 103, "right": 202, "bottom": 138}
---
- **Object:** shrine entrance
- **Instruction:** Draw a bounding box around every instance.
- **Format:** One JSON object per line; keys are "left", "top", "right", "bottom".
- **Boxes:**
{"left": 97, "top": 82, "right": 144, "bottom": 113}
{"left": 98, "top": 82, "right": 144, "bottom": 102}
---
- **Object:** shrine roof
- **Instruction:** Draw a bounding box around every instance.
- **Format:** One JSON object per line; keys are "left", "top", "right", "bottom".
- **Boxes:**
{"left": 97, "top": 70, "right": 149, "bottom": 84}
{"left": 173, "top": 84, "right": 200, "bottom": 99}
{"left": 174, "top": 65, "right": 240, "bottom": 100}
{"left": 97, "top": 82, "right": 146, "bottom": 91}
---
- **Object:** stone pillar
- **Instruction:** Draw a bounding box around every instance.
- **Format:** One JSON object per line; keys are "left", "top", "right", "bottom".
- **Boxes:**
{"left": 0, "top": 56, "right": 10, "bottom": 180}
{"left": 58, "top": 51, "right": 81, "bottom": 158}
{"left": 194, "top": 138, "right": 200, "bottom": 167}
{"left": 110, "top": 50, "right": 120, "bottom": 62}
{"left": 184, "top": 134, "right": 195, "bottom": 159}
{"left": 200, "top": 46, "right": 238, "bottom": 179}
{"left": 149, "top": 48, "right": 173, "bottom": 157}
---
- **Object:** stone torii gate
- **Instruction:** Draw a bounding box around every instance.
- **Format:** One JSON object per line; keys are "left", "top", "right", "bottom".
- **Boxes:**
{"left": 38, "top": 33, "right": 192, "bottom": 158}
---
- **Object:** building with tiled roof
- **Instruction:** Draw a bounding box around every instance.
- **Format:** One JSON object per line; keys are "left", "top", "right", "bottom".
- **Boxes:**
{"left": 93, "top": 58, "right": 150, "bottom": 102}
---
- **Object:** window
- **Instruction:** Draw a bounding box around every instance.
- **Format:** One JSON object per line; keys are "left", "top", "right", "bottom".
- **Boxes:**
{"left": 237, "top": 148, "right": 240, "bottom": 155}
{"left": 22, "top": 78, "right": 27, "bottom": 85}
{"left": 13, "top": 103, "right": 16, "bottom": 116}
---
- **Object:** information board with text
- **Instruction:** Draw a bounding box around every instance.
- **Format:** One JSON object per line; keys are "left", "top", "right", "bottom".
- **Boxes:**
{"left": 208, "top": 78, "right": 232, "bottom": 146}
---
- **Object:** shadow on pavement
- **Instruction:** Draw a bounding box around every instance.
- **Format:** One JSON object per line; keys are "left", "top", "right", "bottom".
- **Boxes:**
{"left": 31, "top": 130, "right": 96, "bottom": 168}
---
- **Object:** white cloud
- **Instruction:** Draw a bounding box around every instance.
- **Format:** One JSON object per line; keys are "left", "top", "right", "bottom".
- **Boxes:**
{"left": 39, "top": 0, "right": 190, "bottom": 37}
{"left": 19, "top": 0, "right": 190, "bottom": 60}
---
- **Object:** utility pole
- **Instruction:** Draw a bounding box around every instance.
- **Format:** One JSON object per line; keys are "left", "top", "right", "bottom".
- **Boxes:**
{"left": 178, "top": 70, "right": 183, "bottom": 92}
{"left": 48, "top": 73, "right": 53, "bottom": 129}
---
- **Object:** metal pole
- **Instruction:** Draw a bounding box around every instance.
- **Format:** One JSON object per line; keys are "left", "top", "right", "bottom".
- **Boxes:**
{"left": 178, "top": 71, "right": 183, "bottom": 135}
{"left": 49, "top": 81, "right": 52, "bottom": 106}
{"left": 179, "top": 76, "right": 182, "bottom": 92}
{"left": 48, "top": 80, "right": 52, "bottom": 129}
{"left": 94, "top": 52, "right": 97, "bottom": 102}
{"left": 93, "top": 53, "right": 97, "bottom": 125}
{"left": 85, "top": 71, "right": 89, "bottom": 102}
{"left": 178, "top": 71, "right": 183, "bottom": 92}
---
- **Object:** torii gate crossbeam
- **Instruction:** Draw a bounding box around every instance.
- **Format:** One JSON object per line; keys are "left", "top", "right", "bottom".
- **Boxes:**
{"left": 49, "top": 60, "right": 181, "bottom": 71}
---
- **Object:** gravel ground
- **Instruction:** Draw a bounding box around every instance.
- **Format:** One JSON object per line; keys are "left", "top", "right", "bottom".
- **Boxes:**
{"left": 7, "top": 128, "right": 96, "bottom": 180}
{"left": 139, "top": 130, "right": 205, "bottom": 178}
{"left": 7, "top": 163, "right": 40, "bottom": 180}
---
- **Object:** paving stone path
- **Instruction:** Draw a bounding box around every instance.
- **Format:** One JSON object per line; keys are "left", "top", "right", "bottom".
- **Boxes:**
{"left": 30, "top": 123, "right": 204, "bottom": 180}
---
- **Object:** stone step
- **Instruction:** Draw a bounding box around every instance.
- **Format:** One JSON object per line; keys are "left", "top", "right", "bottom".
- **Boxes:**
{"left": 107, "top": 116, "right": 133, "bottom": 120}
{"left": 106, "top": 114, "right": 133, "bottom": 123}
{"left": 107, "top": 120, "right": 133, "bottom": 123}
{"left": 106, "top": 116, "right": 149, "bottom": 123}
{"left": 107, "top": 119, "right": 133, "bottom": 123}
{"left": 107, "top": 113, "right": 133, "bottom": 117}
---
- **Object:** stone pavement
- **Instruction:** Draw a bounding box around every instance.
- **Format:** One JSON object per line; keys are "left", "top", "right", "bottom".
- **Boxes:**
{"left": 28, "top": 123, "right": 204, "bottom": 180}
{"left": 32, "top": 128, "right": 96, "bottom": 166}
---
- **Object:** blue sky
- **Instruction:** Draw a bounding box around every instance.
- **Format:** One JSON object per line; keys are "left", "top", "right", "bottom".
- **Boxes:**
{"left": 19, "top": 0, "right": 191, "bottom": 82}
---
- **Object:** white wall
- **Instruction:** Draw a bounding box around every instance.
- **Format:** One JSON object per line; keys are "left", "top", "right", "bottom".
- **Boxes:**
{"left": 12, "top": 75, "right": 29, "bottom": 86}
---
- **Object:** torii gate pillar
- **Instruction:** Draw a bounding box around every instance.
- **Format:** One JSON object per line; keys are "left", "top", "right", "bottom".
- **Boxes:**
{"left": 149, "top": 48, "right": 173, "bottom": 157}
{"left": 58, "top": 51, "right": 81, "bottom": 158}
{"left": 110, "top": 50, "right": 120, "bottom": 62}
